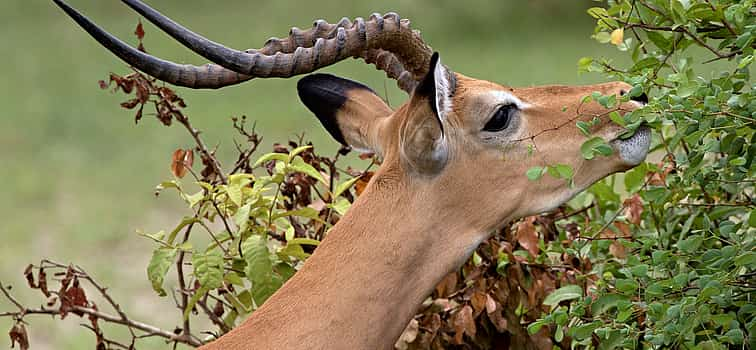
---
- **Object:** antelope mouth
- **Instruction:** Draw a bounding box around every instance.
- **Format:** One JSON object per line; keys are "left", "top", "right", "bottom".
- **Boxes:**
{"left": 612, "top": 126, "right": 650, "bottom": 166}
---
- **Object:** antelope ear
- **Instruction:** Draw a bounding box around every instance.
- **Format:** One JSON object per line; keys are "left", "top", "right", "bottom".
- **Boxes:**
{"left": 297, "top": 74, "right": 392, "bottom": 154}
{"left": 401, "top": 52, "right": 455, "bottom": 175}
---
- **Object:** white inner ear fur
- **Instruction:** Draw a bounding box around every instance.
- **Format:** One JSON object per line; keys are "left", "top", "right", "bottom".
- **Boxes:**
{"left": 433, "top": 57, "right": 454, "bottom": 122}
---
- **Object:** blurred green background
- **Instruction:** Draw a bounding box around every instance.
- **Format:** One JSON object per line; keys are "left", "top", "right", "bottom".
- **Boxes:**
{"left": 1, "top": 0, "right": 624, "bottom": 348}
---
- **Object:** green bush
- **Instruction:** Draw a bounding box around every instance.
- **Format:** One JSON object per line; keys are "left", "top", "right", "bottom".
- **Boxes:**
{"left": 3, "top": 1, "right": 753, "bottom": 349}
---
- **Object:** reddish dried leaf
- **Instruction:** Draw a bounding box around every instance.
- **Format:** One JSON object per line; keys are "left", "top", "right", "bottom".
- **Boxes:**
{"left": 354, "top": 171, "right": 374, "bottom": 196}
{"left": 120, "top": 98, "right": 140, "bottom": 110}
{"left": 9, "top": 323, "right": 29, "bottom": 350}
{"left": 23, "top": 264, "right": 35, "bottom": 289}
{"left": 434, "top": 272, "right": 457, "bottom": 298}
{"left": 170, "top": 149, "right": 194, "bottom": 178}
{"left": 470, "top": 291, "right": 487, "bottom": 316}
{"left": 213, "top": 300, "right": 224, "bottom": 318}
{"left": 485, "top": 294, "right": 497, "bottom": 314}
{"left": 58, "top": 266, "right": 74, "bottom": 295}
{"left": 395, "top": 319, "right": 419, "bottom": 350}
{"left": 610, "top": 240, "right": 627, "bottom": 259}
{"left": 358, "top": 151, "right": 375, "bottom": 160}
{"left": 614, "top": 222, "right": 631, "bottom": 236}
{"left": 60, "top": 278, "right": 88, "bottom": 319}
{"left": 134, "top": 20, "right": 145, "bottom": 40}
{"left": 98, "top": 80, "right": 109, "bottom": 90}
{"left": 38, "top": 268, "right": 49, "bottom": 297}
{"left": 623, "top": 194, "right": 644, "bottom": 225}
{"left": 516, "top": 216, "right": 539, "bottom": 257}
{"left": 489, "top": 309, "right": 509, "bottom": 332}
{"left": 452, "top": 305, "right": 476, "bottom": 344}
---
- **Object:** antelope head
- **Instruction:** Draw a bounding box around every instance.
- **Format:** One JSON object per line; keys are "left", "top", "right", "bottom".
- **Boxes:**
{"left": 55, "top": 0, "right": 650, "bottom": 348}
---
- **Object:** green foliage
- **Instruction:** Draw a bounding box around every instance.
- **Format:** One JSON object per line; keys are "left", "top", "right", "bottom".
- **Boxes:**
{"left": 145, "top": 139, "right": 370, "bottom": 331}
{"left": 534, "top": 1, "right": 756, "bottom": 348}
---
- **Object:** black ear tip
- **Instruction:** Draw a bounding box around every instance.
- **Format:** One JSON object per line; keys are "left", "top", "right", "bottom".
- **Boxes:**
{"left": 297, "top": 73, "right": 324, "bottom": 92}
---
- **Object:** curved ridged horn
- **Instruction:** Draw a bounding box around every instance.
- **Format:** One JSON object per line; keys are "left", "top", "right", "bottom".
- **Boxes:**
{"left": 53, "top": 0, "right": 252, "bottom": 89}
{"left": 55, "top": 0, "right": 432, "bottom": 92}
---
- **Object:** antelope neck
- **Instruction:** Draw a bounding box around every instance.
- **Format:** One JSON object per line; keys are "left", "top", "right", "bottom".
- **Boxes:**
{"left": 204, "top": 176, "right": 488, "bottom": 350}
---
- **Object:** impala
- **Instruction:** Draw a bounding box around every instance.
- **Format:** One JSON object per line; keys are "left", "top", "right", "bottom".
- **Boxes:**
{"left": 54, "top": 0, "right": 651, "bottom": 349}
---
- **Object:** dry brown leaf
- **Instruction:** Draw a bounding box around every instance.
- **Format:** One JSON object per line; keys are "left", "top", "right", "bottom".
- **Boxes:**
{"left": 23, "top": 264, "right": 35, "bottom": 289}
{"left": 60, "top": 278, "right": 88, "bottom": 319}
{"left": 170, "top": 149, "right": 194, "bottom": 178}
{"left": 623, "top": 194, "right": 644, "bottom": 225}
{"left": 134, "top": 20, "right": 145, "bottom": 40}
{"left": 452, "top": 305, "right": 476, "bottom": 344}
{"left": 358, "top": 151, "right": 375, "bottom": 160}
{"left": 394, "top": 319, "right": 419, "bottom": 350}
{"left": 610, "top": 240, "right": 627, "bottom": 259}
{"left": 470, "top": 291, "right": 487, "bottom": 316}
{"left": 354, "top": 171, "right": 374, "bottom": 196}
{"left": 9, "top": 323, "right": 29, "bottom": 350}
{"left": 516, "top": 216, "right": 540, "bottom": 257}
{"left": 485, "top": 294, "right": 497, "bottom": 314}
{"left": 434, "top": 272, "right": 457, "bottom": 298}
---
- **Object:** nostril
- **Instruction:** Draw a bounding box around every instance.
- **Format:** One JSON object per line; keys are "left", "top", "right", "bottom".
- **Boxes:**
{"left": 631, "top": 93, "right": 649, "bottom": 104}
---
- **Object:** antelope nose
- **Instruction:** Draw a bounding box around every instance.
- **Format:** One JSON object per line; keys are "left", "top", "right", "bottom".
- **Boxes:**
{"left": 630, "top": 93, "right": 648, "bottom": 104}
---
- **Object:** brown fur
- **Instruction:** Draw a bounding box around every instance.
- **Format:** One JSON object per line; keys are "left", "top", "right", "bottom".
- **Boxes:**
{"left": 201, "top": 74, "right": 642, "bottom": 350}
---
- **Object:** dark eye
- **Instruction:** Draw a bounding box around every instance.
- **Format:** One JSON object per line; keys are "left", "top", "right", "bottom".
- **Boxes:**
{"left": 483, "top": 104, "right": 516, "bottom": 132}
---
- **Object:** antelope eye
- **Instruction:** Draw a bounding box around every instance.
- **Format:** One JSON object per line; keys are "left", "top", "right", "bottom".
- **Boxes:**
{"left": 483, "top": 104, "right": 516, "bottom": 132}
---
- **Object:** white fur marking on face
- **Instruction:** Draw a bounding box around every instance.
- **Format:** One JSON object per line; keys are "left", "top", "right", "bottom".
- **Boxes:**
{"left": 433, "top": 57, "right": 453, "bottom": 121}
{"left": 488, "top": 90, "right": 529, "bottom": 110}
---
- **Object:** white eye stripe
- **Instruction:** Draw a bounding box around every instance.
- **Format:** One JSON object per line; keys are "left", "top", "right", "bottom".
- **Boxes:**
{"left": 488, "top": 90, "right": 529, "bottom": 110}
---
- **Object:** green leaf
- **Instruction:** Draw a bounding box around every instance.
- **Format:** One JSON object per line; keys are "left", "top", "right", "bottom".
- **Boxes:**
{"left": 234, "top": 203, "right": 252, "bottom": 234}
{"left": 581, "top": 137, "right": 606, "bottom": 160}
{"left": 278, "top": 243, "right": 310, "bottom": 260}
{"left": 271, "top": 207, "right": 320, "bottom": 221}
{"left": 678, "top": 235, "right": 703, "bottom": 253}
{"left": 527, "top": 319, "right": 547, "bottom": 335}
{"left": 333, "top": 175, "right": 362, "bottom": 198}
{"left": 147, "top": 247, "right": 177, "bottom": 296}
{"left": 183, "top": 286, "right": 208, "bottom": 320}
{"left": 192, "top": 250, "right": 224, "bottom": 289}
{"left": 624, "top": 163, "right": 647, "bottom": 192}
{"left": 242, "top": 235, "right": 273, "bottom": 284}
{"left": 570, "top": 321, "right": 602, "bottom": 340}
{"left": 287, "top": 238, "right": 320, "bottom": 246}
{"left": 749, "top": 209, "right": 756, "bottom": 227}
{"left": 288, "top": 157, "right": 326, "bottom": 184}
{"left": 734, "top": 252, "right": 756, "bottom": 267}
{"left": 227, "top": 182, "right": 243, "bottom": 207}
{"left": 543, "top": 285, "right": 583, "bottom": 307}
{"left": 576, "top": 121, "right": 591, "bottom": 136}
{"left": 496, "top": 252, "right": 509, "bottom": 275}
{"left": 594, "top": 144, "right": 614, "bottom": 156}
{"left": 608, "top": 111, "right": 626, "bottom": 127}
{"left": 526, "top": 166, "right": 545, "bottom": 181}
{"left": 593, "top": 31, "right": 612, "bottom": 44}
{"left": 552, "top": 164, "right": 574, "bottom": 179}
{"left": 330, "top": 198, "right": 352, "bottom": 216}
{"left": 253, "top": 152, "right": 288, "bottom": 168}
{"left": 288, "top": 145, "right": 312, "bottom": 162}
{"left": 586, "top": 7, "right": 608, "bottom": 19}
{"left": 615, "top": 279, "right": 638, "bottom": 293}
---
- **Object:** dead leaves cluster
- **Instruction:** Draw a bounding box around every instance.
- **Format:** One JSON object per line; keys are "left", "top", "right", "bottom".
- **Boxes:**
{"left": 396, "top": 212, "right": 599, "bottom": 350}
{"left": 15, "top": 263, "right": 108, "bottom": 349}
